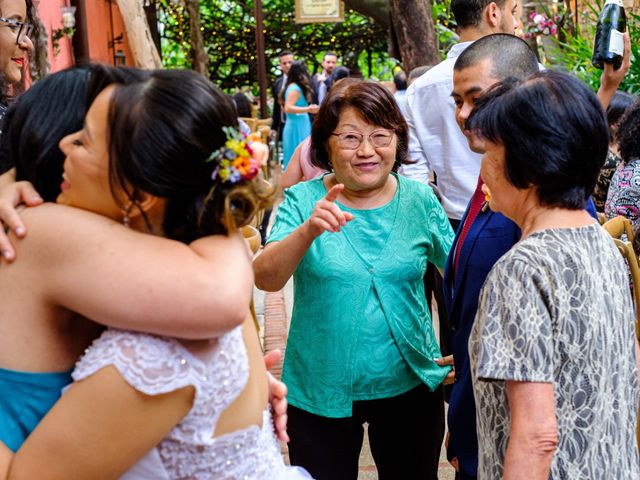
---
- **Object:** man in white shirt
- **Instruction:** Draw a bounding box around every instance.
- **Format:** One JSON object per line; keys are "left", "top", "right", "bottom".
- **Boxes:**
{"left": 403, "top": 0, "right": 519, "bottom": 225}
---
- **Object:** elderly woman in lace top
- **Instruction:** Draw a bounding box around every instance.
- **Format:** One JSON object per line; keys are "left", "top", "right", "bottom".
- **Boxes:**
{"left": 467, "top": 70, "right": 640, "bottom": 479}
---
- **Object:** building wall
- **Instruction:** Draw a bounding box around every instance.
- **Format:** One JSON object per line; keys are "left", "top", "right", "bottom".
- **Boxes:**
{"left": 37, "top": 0, "right": 75, "bottom": 72}
{"left": 78, "top": 0, "right": 133, "bottom": 66}
{"left": 37, "top": 0, "right": 134, "bottom": 71}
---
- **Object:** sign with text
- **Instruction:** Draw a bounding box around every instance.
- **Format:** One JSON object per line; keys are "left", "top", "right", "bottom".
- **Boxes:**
{"left": 295, "top": 0, "right": 344, "bottom": 23}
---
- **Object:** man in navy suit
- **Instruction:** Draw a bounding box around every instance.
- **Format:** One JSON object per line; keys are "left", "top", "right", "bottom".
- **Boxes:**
{"left": 438, "top": 33, "right": 616, "bottom": 480}
{"left": 439, "top": 35, "right": 538, "bottom": 480}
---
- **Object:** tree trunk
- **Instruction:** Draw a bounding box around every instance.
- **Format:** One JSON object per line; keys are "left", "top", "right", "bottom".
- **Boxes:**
{"left": 114, "top": 0, "right": 162, "bottom": 68}
{"left": 185, "top": 0, "right": 209, "bottom": 76}
{"left": 388, "top": 0, "right": 439, "bottom": 71}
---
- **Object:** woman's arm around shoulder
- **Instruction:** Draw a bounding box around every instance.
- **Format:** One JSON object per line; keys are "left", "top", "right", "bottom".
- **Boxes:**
{"left": 18, "top": 203, "right": 253, "bottom": 339}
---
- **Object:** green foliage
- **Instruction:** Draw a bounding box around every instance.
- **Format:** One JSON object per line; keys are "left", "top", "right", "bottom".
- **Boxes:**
{"left": 546, "top": 1, "right": 640, "bottom": 94}
{"left": 432, "top": 0, "right": 458, "bottom": 59}
{"left": 157, "top": 0, "right": 390, "bottom": 92}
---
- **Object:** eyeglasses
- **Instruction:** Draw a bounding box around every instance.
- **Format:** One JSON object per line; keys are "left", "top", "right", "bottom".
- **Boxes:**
{"left": 331, "top": 129, "right": 395, "bottom": 150}
{"left": 0, "top": 17, "right": 34, "bottom": 45}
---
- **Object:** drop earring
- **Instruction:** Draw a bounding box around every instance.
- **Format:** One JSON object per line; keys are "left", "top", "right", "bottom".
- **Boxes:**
{"left": 123, "top": 203, "right": 132, "bottom": 228}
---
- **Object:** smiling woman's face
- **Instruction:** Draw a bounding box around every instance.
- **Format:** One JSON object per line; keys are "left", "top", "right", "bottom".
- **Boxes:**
{"left": 328, "top": 106, "right": 397, "bottom": 194}
{"left": 0, "top": 0, "right": 31, "bottom": 85}
{"left": 57, "top": 86, "right": 125, "bottom": 221}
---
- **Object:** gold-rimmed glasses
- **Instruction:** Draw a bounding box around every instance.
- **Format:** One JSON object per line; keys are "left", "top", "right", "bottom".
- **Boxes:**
{"left": 331, "top": 129, "right": 395, "bottom": 150}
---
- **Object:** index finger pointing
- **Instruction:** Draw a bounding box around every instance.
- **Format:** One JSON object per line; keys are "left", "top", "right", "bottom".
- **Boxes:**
{"left": 325, "top": 183, "right": 344, "bottom": 203}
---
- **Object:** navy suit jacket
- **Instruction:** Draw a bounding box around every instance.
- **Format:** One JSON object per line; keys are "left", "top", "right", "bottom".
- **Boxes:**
{"left": 442, "top": 196, "right": 597, "bottom": 476}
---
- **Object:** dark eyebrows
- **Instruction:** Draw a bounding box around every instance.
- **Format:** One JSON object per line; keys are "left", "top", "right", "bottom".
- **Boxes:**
{"left": 451, "top": 86, "right": 484, "bottom": 98}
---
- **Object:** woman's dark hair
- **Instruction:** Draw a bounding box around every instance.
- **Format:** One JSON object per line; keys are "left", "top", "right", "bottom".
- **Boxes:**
{"left": 0, "top": 65, "right": 149, "bottom": 201}
{"left": 310, "top": 79, "right": 410, "bottom": 172}
{"left": 607, "top": 91, "right": 637, "bottom": 127}
{"left": 232, "top": 92, "right": 252, "bottom": 117}
{"left": 0, "top": 67, "right": 89, "bottom": 201}
{"left": 467, "top": 70, "right": 609, "bottom": 210}
{"left": 280, "top": 60, "right": 313, "bottom": 105}
{"left": 88, "top": 66, "right": 273, "bottom": 243}
{"left": 616, "top": 99, "right": 640, "bottom": 164}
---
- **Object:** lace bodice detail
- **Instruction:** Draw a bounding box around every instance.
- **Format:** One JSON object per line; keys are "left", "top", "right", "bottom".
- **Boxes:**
{"left": 73, "top": 328, "right": 310, "bottom": 479}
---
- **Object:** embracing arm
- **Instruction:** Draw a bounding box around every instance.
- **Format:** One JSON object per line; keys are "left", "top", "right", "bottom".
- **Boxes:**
{"left": 20, "top": 204, "right": 253, "bottom": 339}
{"left": 503, "top": 381, "right": 558, "bottom": 480}
{"left": 6, "top": 366, "right": 194, "bottom": 480}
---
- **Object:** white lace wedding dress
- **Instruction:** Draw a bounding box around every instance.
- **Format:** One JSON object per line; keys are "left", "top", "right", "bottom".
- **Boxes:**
{"left": 73, "top": 327, "right": 312, "bottom": 479}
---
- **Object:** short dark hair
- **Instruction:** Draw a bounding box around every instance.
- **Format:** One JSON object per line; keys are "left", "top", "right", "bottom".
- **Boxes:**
{"left": 232, "top": 92, "right": 252, "bottom": 117}
{"left": 408, "top": 65, "right": 433, "bottom": 84}
{"left": 310, "top": 80, "right": 410, "bottom": 172}
{"left": 454, "top": 34, "right": 539, "bottom": 80}
{"left": 616, "top": 99, "right": 640, "bottom": 164}
{"left": 0, "top": 67, "right": 90, "bottom": 201}
{"left": 451, "top": 0, "right": 507, "bottom": 28}
{"left": 393, "top": 71, "right": 407, "bottom": 91}
{"left": 330, "top": 66, "right": 350, "bottom": 82}
{"left": 279, "top": 50, "right": 293, "bottom": 58}
{"left": 89, "top": 67, "right": 272, "bottom": 242}
{"left": 467, "top": 70, "right": 609, "bottom": 210}
{"left": 607, "top": 91, "right": 637, "bottom": 128}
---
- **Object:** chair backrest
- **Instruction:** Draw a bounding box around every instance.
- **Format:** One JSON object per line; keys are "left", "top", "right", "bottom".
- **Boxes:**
{"left": 603, "top": 216, "right": 640, "bottom": 449}
{"left": 602, "top": 215, "right": 635, "bottom": 242}
{"left": 256, "top": 118, "right": 272, "bottom": 130}
{"left": 239, "top": 117, "right": 257, "bottom": 132}
{"left": 603, "top": 216, "right": 640, "bottom": 337}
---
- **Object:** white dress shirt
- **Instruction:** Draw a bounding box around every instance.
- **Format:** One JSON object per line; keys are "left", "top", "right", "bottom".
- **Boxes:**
{"left": 402, "top": 41, "right": 481, "bottom": 220}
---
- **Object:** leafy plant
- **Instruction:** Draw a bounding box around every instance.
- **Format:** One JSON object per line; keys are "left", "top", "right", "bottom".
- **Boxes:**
{"left": 51, "top": 26, "right": 75, "bottom": 57}
{"left": 157, "top": 0, "right": 390, "bottom": 93}
{"left": 547, "top": 0, "right": 639, "bottom": 94}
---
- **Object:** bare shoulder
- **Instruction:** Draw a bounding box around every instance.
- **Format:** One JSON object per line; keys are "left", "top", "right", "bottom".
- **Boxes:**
{"left": 15, "top": 203, "right": 121, "bottom": 258}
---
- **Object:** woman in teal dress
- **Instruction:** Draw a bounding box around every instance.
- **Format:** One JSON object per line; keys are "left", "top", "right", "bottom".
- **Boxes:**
{"left": 280, "top": 61, "right": 318, "bottom": 169}
{"left": 255, "top": 80, "right": 454, "bottom": 480}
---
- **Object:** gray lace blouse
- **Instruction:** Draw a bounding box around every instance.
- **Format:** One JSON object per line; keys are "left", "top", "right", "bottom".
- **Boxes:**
{"left": 470, "top": 223, "right": 640, "bottom": 479}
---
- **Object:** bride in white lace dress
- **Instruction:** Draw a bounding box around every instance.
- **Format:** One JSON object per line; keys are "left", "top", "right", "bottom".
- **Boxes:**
{"left": 1, "top": 68, "right": 311, "bottom": 480}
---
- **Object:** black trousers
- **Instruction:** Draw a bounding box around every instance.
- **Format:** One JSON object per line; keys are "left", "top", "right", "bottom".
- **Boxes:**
{"left": 287, "top": 384, "right": 445, "bottom": 480}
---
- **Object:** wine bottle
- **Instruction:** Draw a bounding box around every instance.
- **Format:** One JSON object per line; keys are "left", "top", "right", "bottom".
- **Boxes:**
{"left": 592, "top": 0, "right": 626, "bottom": 70}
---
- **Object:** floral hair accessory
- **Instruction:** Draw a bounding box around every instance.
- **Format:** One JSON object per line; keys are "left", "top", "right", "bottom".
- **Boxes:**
{"left": 208, "top": 126, "right": 267, "bottom": 184}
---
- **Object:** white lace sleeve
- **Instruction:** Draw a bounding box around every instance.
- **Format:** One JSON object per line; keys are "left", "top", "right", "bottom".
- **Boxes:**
{"left": 72, "top": 329, "right": 203, "bottom": 397}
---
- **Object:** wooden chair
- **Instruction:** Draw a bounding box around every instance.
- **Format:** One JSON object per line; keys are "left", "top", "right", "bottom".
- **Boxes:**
{"left": 602, "top": 216, "right": 640, "bottom": 446}
{"left": 255, "top": 118, "right": 272, "bottom": 131}
{"left": 597, "top": 212, "right": 607, "bottom": 225}
{"left": 239, "top": 117, "right": 257, "bottom": 132}
{"left": 242, "top": 225, "right": 262, "bottom": 337}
